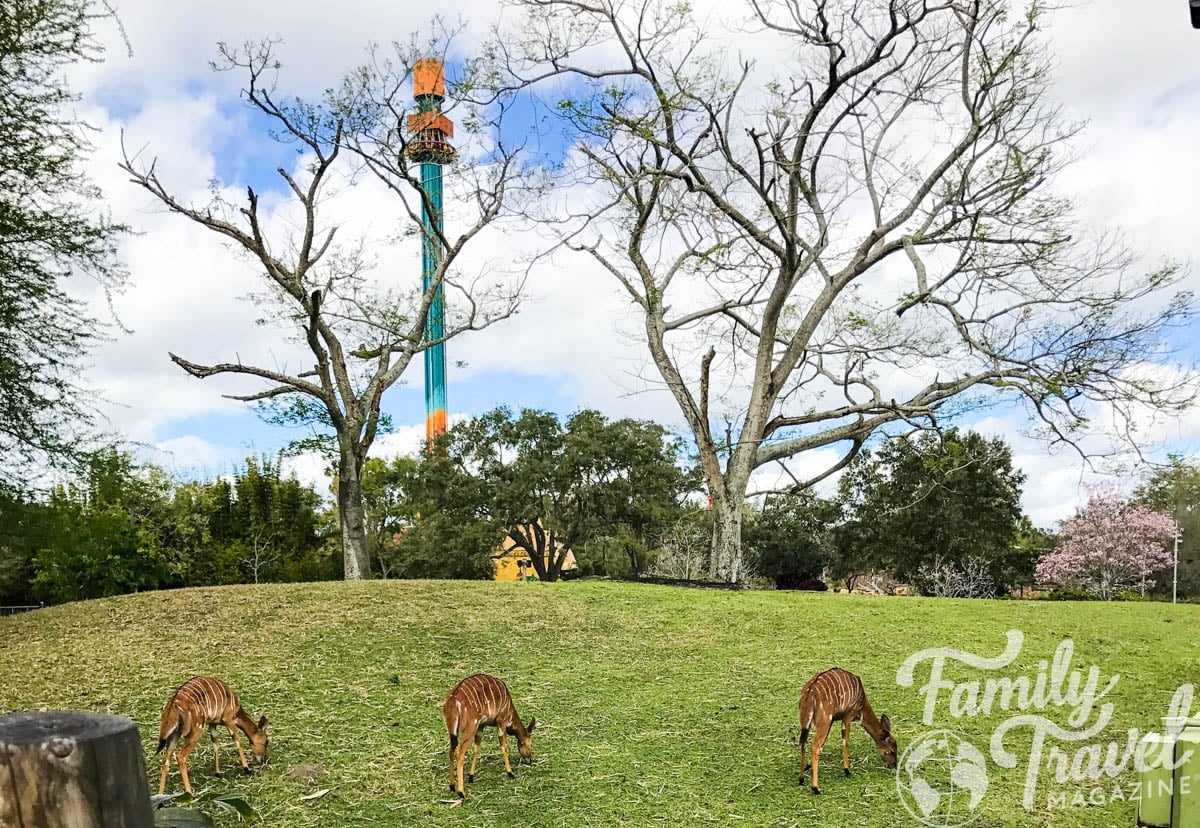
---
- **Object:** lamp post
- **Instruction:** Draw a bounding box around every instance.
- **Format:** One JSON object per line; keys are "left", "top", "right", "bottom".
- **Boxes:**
{"left": 1174, "top": 526, "right": 1181, "bottom": 604}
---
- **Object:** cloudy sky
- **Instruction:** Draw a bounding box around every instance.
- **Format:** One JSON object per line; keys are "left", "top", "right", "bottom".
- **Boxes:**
{"left": 69, "top": 0, "right": 1200, "bottom": 526}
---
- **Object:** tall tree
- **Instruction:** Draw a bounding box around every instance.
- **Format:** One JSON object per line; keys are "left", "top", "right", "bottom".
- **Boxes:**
{"left": 745, "top": 491, "right": 837, "bottom": 589}
{"left": 833, "top": 429, "right": 1027, "bottom": 590}
{"left": 512, "top": 0, "right": 1195, "bottom": 581}
{"left": 0, "top": 486, "right": 45, "bottom": 604}
{"left": 360, "top": 455, "right": 424, "bottom": 578}
{"left": 436, "top": 407, "right": 695, "bottom": 582}
{"left": 30, "top": 449, "right": 172, "bottom": 604}
{"left": 1, "top": 449, "right": 335, "bottom": 602}
{"left": 1132, "top": 456, "right": 1200, "bottom": 599}
{"left": 378, "top": 450, "right": 504, "bottom": 580}
{"left": 121, "top": 39, "right": 526, "bottom": 579}
{"left": 226, "top": 455, "right": 329, "bottom": 583}
{"left": 1035, "top": 488, "right": 1176, "bottom": 600}
{"left": 0, "top": 0, "right": 126, "bottom": 484}
{"left": 1006, "top": 515, "right": 1055, "bottom": 596}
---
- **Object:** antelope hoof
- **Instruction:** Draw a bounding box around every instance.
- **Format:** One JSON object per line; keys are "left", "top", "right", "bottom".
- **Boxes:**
{"left": 214, "top": 771, "right": 222, "bottom": 778}
{"left": 242, "top": 766, "right": 253, "bottom": 776}
{"left": 812, "top": 786, "right": 820, "bottom": 795}
{"left": 449, "top": 783, "right": 456, "bottom": 792}
{"left": 506, "top": 771, "right": 515, "bottom": 779}
{"left": 804, "top": 763, "right": 811, "bottom": 772}
{"left": 457, "top": 790, "right": 465, "bottom": 800}
{"left": 844, "top": 768, "right": 851, "bottom": 777}
{"left": 468, "top": 774, "right": 474, "bottom": 783}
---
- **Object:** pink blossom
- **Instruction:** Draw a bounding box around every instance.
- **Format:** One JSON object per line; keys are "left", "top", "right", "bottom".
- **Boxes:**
{"left": 1035, "top": 487, "right": 1177, "bottom": 600}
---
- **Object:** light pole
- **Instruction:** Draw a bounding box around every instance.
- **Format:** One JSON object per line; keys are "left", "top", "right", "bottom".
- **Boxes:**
{"left": 1174, "top": 526, "right": 1181, "bottom": 604}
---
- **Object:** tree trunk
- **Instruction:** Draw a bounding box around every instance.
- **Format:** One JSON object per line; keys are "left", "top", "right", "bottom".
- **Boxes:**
{"left": 0, "top": 711, "right": 154, "bottom": 827}
{"left": 338, "top": 454, "right": 370, "bottom": 580}
{"left": 708, "top": 497, "right": 744, "bottom": 583}
{"left": 510, "top": 528, "right": 548, "bottom": 581}
{"left": 544, "top": 550, "right": 563, "bottom": 582}
{"left": 545, "top": 528, "right": 568, "bottom": 582}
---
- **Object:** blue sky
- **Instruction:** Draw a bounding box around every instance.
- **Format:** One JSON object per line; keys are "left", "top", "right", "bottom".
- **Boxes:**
{"left": 74, "top": 0, "right": 1200, "bottom": 525}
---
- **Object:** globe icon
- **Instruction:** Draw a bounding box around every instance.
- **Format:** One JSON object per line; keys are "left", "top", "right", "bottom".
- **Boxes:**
{"left": 896, "top": 730, "right": 989, "bottom": 827}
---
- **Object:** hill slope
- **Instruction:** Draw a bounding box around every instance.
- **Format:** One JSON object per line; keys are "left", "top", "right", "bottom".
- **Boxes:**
{"left": 1, "top": 581, "right": 1195, "bottom": 827}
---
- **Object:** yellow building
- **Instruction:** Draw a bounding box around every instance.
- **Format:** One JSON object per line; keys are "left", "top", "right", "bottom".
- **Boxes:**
{"left": 493, "top": 527, "right": 578, "bottom": 581}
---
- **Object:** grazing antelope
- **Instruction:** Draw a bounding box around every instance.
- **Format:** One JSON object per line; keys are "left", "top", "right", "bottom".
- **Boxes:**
{"left": 797, "top": 667, "right": 896, "bottom": 794}
{"left": 442, "top": 674, "right": 536, "bottom": 798}
{"left": 156, "top": 676, "right": 269, "bottom": 795}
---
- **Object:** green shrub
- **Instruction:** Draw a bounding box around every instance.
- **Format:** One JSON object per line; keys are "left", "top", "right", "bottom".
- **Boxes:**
{"left": 1043, "top": 585, "right": 1098, "bottom": 601}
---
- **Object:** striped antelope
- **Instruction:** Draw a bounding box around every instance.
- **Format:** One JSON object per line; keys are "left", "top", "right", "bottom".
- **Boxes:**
{"left": 442, "top": 674, "right": 536, "bottom": 798}
{"left": 797, "top": 667, "right": 896, "bottom": 794}
{"left": 156, "top": 676, "right": 269, "bottom": 795}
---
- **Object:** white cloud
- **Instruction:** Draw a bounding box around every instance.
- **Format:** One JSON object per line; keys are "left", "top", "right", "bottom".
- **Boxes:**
{"left": 281, "top": 451, "right": 334, "bottom": 496}
{"left": 147, "top": 435, "right": 248, "bottom": 478}
{"left": 747, "top": 448, "right": 849, "bottom": 499}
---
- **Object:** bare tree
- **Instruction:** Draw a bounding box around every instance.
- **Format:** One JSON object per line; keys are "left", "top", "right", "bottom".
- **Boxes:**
{"left": 650, "top": 511, "right": 710, "bottom": 580}
{"left": 510, "top": 0, "right": 1196, "bottom": 581}
{"left": 242, "top": 526, "right": 279, "bottom": 585}
{"left": 122, "top": 38, "right": 527, "bottom": 578}
{"left": 912, "top": 555, "right": 996, "bottom": 598}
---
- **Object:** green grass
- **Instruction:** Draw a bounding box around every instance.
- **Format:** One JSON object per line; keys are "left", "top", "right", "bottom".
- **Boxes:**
{"left": 1, "top": 580, "right": 1197, "bottom": 827}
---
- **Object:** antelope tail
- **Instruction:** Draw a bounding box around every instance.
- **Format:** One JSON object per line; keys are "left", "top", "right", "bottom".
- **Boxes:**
{"left": 798, "top": 696, "right": 815, "bottom": 734}
{"left": 157, "top": 706, "right": 182, "bottom": 754}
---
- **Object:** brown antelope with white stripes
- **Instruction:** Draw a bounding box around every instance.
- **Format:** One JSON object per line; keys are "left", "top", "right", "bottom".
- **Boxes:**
{"left": 442, "top": 674, "right": 536, "bottom": 798}
{"left": 156, "top": 676, "right": 269, "bottom": 795}
{"left": 797, "top": 667, "right": 896, "bottom": 794}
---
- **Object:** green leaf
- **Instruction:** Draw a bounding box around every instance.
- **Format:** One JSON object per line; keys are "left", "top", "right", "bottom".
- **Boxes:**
{"left": 153, "top": 808, "right": 215, "bottom": 827}
{"left": 151, "top": 792, "right": 191, "bottom": 809}
{"left": 206, "top": 792, "right": 258, "bottom": 822}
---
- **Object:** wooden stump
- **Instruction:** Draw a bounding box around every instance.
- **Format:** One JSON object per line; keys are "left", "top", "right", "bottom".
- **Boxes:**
{"left": 0, "top": 711, "right": 153, "bottom": 827}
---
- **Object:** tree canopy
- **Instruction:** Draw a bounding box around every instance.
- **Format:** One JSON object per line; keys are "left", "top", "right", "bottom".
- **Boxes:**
{"left": 413, "top": 407, "right": 698, "bottom": 582}
{"left": 745, "top": 491, "right": 837, "bottom": 589}
{"left": 0, "top": 0, "right": 127, "bottom": 485}
{"left": 832, "top": 429, "right": 1029, "bottom": 593}
{"left": 360, "top": 454, "right": 499, "bottom": 581}
{"left": 0, "top": 449, "right": 334, "bottom": 605}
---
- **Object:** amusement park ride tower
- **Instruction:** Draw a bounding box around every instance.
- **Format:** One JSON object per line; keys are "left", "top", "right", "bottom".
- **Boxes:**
{"left": 406, "top": 59, "right": 456, "bottom": 448}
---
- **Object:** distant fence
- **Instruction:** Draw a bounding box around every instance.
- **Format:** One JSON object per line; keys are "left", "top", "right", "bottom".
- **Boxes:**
{"left": 0, "top": 603, "right": 44, "bottom": 616}
{"left": 623, "top": 575, "right": 752, "bottom": 591}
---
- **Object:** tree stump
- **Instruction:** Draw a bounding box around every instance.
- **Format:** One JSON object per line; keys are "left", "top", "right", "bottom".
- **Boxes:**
{"left": 0, "top": 711, "right": 153, "bottom": 827}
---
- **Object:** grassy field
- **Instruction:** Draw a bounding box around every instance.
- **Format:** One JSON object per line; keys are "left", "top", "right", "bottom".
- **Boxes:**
{"left": 1, "top": 580, "right": 1196, "bottom": 827}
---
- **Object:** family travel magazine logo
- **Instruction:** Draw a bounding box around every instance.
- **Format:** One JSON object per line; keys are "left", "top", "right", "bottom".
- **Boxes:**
{"left": 891, "top": 630, "right": 1194, "bottom": 826}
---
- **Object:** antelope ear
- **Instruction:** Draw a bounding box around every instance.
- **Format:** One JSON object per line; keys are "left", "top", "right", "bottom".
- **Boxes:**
{"left": 527, "top": 717, "right": 536, "bottom": 733}
{"left": 258, "top": 716, "right": 269, "bottom": 731}
{"left": 880, "top": 714, "right": 892, "bottom": 735}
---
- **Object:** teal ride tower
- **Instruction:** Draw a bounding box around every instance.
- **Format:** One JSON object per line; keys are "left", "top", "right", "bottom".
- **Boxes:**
{"left": 406, "top": 59, "right": 455, "bottom": 446}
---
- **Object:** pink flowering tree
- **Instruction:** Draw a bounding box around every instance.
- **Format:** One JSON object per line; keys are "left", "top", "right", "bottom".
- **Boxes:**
{"left": 1036, "top": 489, "right": 1177, "bottom": 599}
